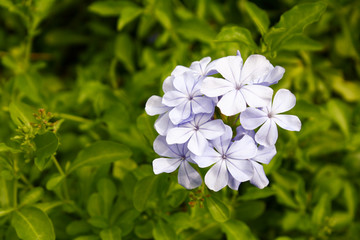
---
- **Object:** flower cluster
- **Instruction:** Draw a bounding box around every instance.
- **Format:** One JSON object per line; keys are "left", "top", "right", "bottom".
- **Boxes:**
{"left": 145, "top": 51, "right": 301, "bottom": 192}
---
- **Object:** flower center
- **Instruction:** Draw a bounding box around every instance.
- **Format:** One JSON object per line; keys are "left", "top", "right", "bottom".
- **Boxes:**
{"left": 267, "top": 112, "right": 274, "bottom": 118}
{"left": 221, "top": 154, "right": 227, "bottom": 160}
{"left": 194, "top": 125, "right": 199, "bottom": 131}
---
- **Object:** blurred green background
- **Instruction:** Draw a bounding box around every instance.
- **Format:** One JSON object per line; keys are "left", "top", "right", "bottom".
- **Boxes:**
{"left": 0, "top": 0, "right": 360, "bottom": 239}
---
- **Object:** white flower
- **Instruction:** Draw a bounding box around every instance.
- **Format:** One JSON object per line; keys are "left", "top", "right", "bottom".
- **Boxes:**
{"left": 192, "top": 125, "right": 257, "bottom": 191}
{"left": 249, "top": 145, "right": 276, "bottom": 189}
{"left": 171, "top": 57, "right": 217, "bottom": 80}
{"left": 145, "top": 95, "right": 174, "bottom": 136}
{"left": 152, "top": 136, "right": 202, "bottom": 189}
{"left": 240, "top": 89, "right": 301, "bottom": 146}
{"left": 201, "top": 51, "right": 276, "bottom": 116}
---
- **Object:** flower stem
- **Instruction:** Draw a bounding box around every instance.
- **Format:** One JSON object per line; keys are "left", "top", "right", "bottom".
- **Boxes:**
{"left": 56, "top": 113, "right": 93, "bottom": 124}
{"left": 52, "top": 156, "right": 70, "bottom": 200}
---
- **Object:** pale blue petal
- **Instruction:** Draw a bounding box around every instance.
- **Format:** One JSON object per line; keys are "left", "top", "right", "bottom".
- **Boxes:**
{"left": 240, "top": 54, "right": 273, "bottom": 85}
{"left": 188, "top": 131, "right": 209, "bottom": 156}
{"left": 234, "top": 125, "right": 256, "bottom": 141}
{"left": 190, "top": 56, "right": 211, "bottom": 76}
{"left": 240, "top": 107, "right": 268, "bottom": 130}
{"left": 217, "top": 90, "right": 246, "bottom": 116}
{"left": 154, "top": 112, "right": 175, "bottom": 136}
{"left": 271, "top": 89, "right": 296, "bottom": 114}
{"left": 201, "top": 77, "right": 234, "bottom": 97}
{"left": 211, "top": 125, "right": 233, "bottom": 155}
{"left": 205, "top": 160, "right": 228, "bottom": 192}
{"left": 256, "top": 66, "right": 285, "bottom": 86}
{"left": 240, "top": 85, "right": 273, "bottom": 108}
{"left": 227, "top": 135, "right": 257, "bottom": 160}
{"left": 166, "top": 127, "right": 194, "bottom": 144}
{"left": 192, "top": 147, "right": 220, "bottom": 167}
{"left": 252, "top": 145, "right": 276, "bottom": 164}
{"left": 193, "top": 113, "right": 213, "bottom": 126}
{"left": 162, "top": 76, "right": 175, "bottom": 92}
{"left": 173, "top": 72, "right": 198, "bottom": 95}
{"left": 226, "top": 158, "right": 253, "bottom": 182}
{"left": 191, "top": 96, "right": 214, "bottom": 114}
{"left": 199, "top": 119, "right": 226, "bottom": 140}
{"left": 145, "top": 95, "right": 170, "bottom": 116}
{"left": 215, "top": 55, "right": 243, "bottom": 85}
{"left": 273, "top": 114, "right": 301, "bottom": 131}
{"left": 168, "top": 101, "right": 191, "bottom": 125}
{"left": 162, "top": 90, "right": 187, "bottom": 107}
{"left": 250, "top": 161, "right": 269, "bottom": 189}
{"left": 153, "top": 135, "right": 178, "bottom": 158}
{"left": 228, "top": 175, "right": 241, "bottom": 190}
{"left": 178, "top": 161, "right": 202, "bottom": 189}
{"left": 171, "top": 65, "right": 189, "bottom": 76}
{"left": 153, "top": 157, "right": 182, "bottom": 174}
{"left": 255, "top": 119, "right": 278, "bottom": 146}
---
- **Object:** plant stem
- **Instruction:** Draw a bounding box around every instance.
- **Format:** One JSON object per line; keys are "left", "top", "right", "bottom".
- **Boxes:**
{"left": 52, "top": 156, "right": 70, "bottom": 200}
{"left": 13, "top": 158, "right": 18, "bottom": 209}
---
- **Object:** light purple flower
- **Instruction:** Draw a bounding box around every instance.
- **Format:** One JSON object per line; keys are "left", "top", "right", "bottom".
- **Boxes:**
{"left": 234, "top": 125, "right": 255, "bottom": 141}
{"left": 162, "top": 72, "right": 215, "bottom": 125}
{"left": 240, "top": 89, "right": 301, "bottom": 146}
{"left": 166, "top": 113, "right": 226, "bottom": 156}
{"left": 171, "top": 57, "right": 217, "bottom": 80}
{"left": 192, "top": 125, "right": 257, "bottom": 191}
{"left": 152, "top": 136, "right": 202, "bottom": 189}
{"left": 201, "top": 51, "right": 275, "bottom": 116}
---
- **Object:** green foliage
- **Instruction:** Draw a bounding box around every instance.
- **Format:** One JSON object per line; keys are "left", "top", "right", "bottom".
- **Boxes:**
{"left": 0, "top": 0, "right": 360, "bottom": 239}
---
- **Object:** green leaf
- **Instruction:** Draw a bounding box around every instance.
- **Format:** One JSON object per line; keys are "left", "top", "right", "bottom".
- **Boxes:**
{"left": 326, "top": 99, "right": 351, "bottom": 137}
{"left": 66, "top": 221, "right": 91, "bottom": 236}
{"left": 264, "top": 2, "right": 327, "bottom": 50}
{"left": 245, "top": 1, "right": 270, "bottom": 35}
{"left": 136, "top": 113, "right": 157, "bottom": 145}
{"left": 221, "top": 219, "right": 256, "bottom": 240}
{"left": 97, "top": 178, "right": 116, "bottom": 218}
{"left": 20, "top": 187, "right": 44, "bottom": 206}
{"left": 11, "top": 207, "right": 55, "bottom": 240}
{"left": 115, "top": 34, "right": 135, "bottom": 72}
{"left": 216, "top": 26, "right": 257, "bottom": 50}
{"left": 176, "top": 19, "right": 216, "bottom": 43}
{"left": 134, "top": 220, "right": 154, "bottom": 239}
{"left": 133, "top": 175, "right": 157, "bottom": 212}
{"left": 0, "top": 207, "right": 14, "bottom": 217}
{"left": 87, "top": 193, "right": 104, "bottom": 217}
{"left": 279, "top": 35, "right": 323, "bottom": 51}
{"left": 205, "top": 195, "right": 230, "bottom": 223}
{"left": 117, "top": 6, "right": 143, "bottom": 31}
{"left": 88, "top": 1, "right": 136, "bottom": 16}
{"left": 14, "top": 74, "right": 43, "bottom": 104}
{"left": 34, "top": 132, "right": 59, "bottom": 170}
{"left": 9, "top": 101, "right": 36, "bottom": 127}
{"left": 46, "top": 174, "right": 65, "bottom": 190}
{"left": 100, "top": 227, "right": 122, "bottom": 240}
{"left": 154, "top": 0, "right": 173, "bottom": 30}
{"left": 68, "top": 141, "right": 131, "bottom": 173}
{"left": 311, "top": 194, "right": 331, "bottom": 226}
{"left": 152, "top": 220, "right": 176, "bottom": 240}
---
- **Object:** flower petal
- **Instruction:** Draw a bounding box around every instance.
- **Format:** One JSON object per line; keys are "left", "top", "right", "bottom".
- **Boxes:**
{"left": 162, "top": 76, "right": 175, "bottom": 92}
{"left": 153, "top": 135, "right": 178, "bottom": 157}
{"left": 227, "top": 175, "right": 241, "bottom": 190}
{"left": 192, "top": 147, "right": 220, "bottom": 167}
{"left": 193, "top": 113, "right": 213, "bottom": 126}
{"left": 217, "top": 90, "right": 246, "bottom": 116}
{"left": 168, "top": 101, "right": 191, "bottom": 125}
{"left": 250, "top": 161, "right": 269, "bottom": 189}
{"left": 190, "top": 56, "right": 211, "bottom": 75}
{"left": 226, "top": 158, "right": 253, "bottom": 182}
{"left": 199, "top": 119, "right": 226, "bottom": 140}
{"left": 201, "top": 77, "right": 234, "bottom": 97}
{"left": 273, "top": 114, "right": 301, "bottom": 131}
{"left": 154, "top": 112, "right": 175, "bottom": 136}
{"left": 215, "top": 55, "right": 243, "bottom": 85}
{"left": 171, "top": 65, "right": 189, "bottom": 76}
{"left": 240, "top": 107, "right": 268, "bottom": 130}
{"left": 191, "top": 96, "right": 214, "bottom": 114}
{"left": 178, "top": 161, "right": 202, "bottom": 189}
{"left": 240, "top": 85, "right": 273, "bottom": 108}
{"left": 162, "top": 90, "right": 187, "bottom": 107}
{"left": 240, "top": 54, "right": 273, "bottom": 84}
{"left": 152, "top": 157, "right": 182, "bottom": 174}
{"left": 166, "top": 127, "right": 194, "bottom": 144}
{"left": 173, "top": 71, "right": 198, "bottom": 94}
{"left": 227, "top": 135, "right": 257, "bottom": 160}
{"left": 255, "top": 119, "right": 278, "bottom": 146}
{"left": 252, "top": 145, "right": 276, "bottom": 164}
{"left": 205, "top": 160, "right": 228, "bottom": 192}
{"left": 272, "top": 89, "right": 296, "bottom": 114}
{"left": 188, "top": 131, "right": 209, "bottom": 156}
{"left": 234, "top": 125, "right": 255, "bottom": 141}
{"left": 211, "top": 125, "right": 233, "bottom": 154}
{"left": 145, "top": 95, "right": 170, "bottom": 116}
{"left": 257, "top": 66, "right": 285, "bottom": 86}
